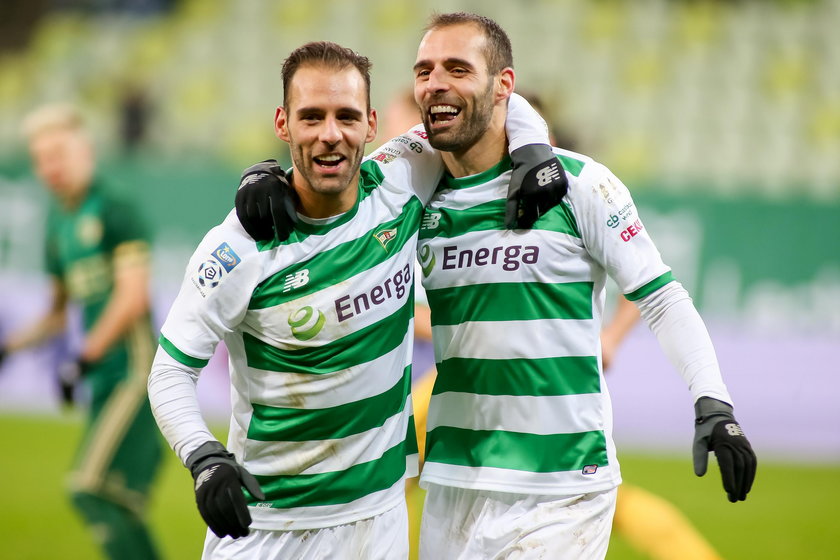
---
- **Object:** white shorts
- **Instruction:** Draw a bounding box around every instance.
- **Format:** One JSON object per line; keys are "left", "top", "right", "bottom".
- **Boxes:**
{"left": 419, "top": 484, "right": 617, "bottom": 560}
{"left": 202, "top": 501, "right": 408, "bottom": 560}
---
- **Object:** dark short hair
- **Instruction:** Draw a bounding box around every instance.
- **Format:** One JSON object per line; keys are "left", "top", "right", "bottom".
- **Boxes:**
{"left": 425, "top": 12, "right": 513, "bottom": 74}
{"left": 282, "top": 41, "right": 372, "bottom": 109}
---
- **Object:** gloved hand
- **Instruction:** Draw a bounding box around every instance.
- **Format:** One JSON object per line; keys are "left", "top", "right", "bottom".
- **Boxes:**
{"left": 505, "top": 144, "right": 568, "bottom": 229}
{"left": 186, "top": 440, "right": 266, "bottom": 539}
{"left": 234, "top": 160, "right": 299, "bottom": 242}
{"left": 56, "top": 359, "right": 90, "bottom": 408}
{"left": 693, "top": 397, "right": 757, "bottom": 502}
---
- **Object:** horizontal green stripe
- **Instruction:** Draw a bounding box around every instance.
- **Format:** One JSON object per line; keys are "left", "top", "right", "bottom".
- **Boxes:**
{"left": 433, "top": 356, "right": 600, "bottom": 397}
{"left": 426, "top": 426, "right": 608, "bottom": 473}
{"left": 250, "top": 197, "right": 423, "bottom": 309}
{"left": 247, "top": 367, "right": 411, "bottom": 442}
{"left": 256, "top": 160, "right": 386, "bottom": 251}
{"left": 428, "top": 281, "right": 593, "bottom": 326}
{"left": 442, "top": 157, "right": 512, "bottom": 189}
{"left": 419, "top": 199, "right": 580, "bottom": 240}
{"left": 556, "top": 153, "right": 585, "bottom": 177}
{"left": 249, "top": 438, "right": 408, "bottom": 508}
{"left": 243, "top": 295, "right": 413, "bottom": 374}
{"left": 158, "top": 335, "right": 208, "bottom": 368}
{"left": 625, "top": 271, "right": 675, "bottom": 301}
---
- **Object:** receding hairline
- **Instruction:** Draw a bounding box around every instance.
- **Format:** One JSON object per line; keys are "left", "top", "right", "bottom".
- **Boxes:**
{"left": 421, "top": 12, "right": 514, "bottom": 73}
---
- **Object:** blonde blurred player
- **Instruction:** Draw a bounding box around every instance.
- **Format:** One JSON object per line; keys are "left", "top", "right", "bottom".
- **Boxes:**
{"left": 0, "top": 104, "right": 163, "bottom": 559}
{"left": 382, "top": 87, "right": 723, "bottom": 560}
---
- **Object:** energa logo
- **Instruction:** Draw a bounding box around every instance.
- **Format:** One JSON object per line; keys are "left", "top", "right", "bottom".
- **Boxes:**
{"left": 288, "top": 306, "right": 326, "bottom": 341}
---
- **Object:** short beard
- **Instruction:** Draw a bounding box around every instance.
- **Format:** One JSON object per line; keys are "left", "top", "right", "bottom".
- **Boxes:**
{"left": 425, "top": 81, "right": 495, "bottom": 153}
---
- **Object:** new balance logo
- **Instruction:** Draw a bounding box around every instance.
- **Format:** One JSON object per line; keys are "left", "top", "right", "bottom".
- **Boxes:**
{"left": 283, "top": 269, "right": 310, "bottom": 292}
{"left": 240, "top": 173, "right": 268, "bottom": 187}
{"left": 195, "top": 465, "right": 218, "bottom": 491}
{"left": 536, "top": 162, "right": 562, "bottom": 186}
{"left": 725, "top": 423, "right": 745, "bottom": 437}
{"left": 421, "top": 212, "right": 441, "bottom": 230}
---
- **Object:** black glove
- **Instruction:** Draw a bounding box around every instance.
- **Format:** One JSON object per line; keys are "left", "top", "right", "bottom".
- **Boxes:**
{"left": 0, "top": 346, "right": 6, "bottom": 368}
{"left": 234, "top": 160, "right": 298, "bottom": 242}
{"left": 693, "top": 397, "right": 757, "bottom": 502}
{"left": 56, "top": 359, "right": 90, "bottom": 408}
{"left": 186, "top": 440, "right": 266, "bottom": 539}
{"left": 505, "top": 144, "right": 568, "bottom": 229}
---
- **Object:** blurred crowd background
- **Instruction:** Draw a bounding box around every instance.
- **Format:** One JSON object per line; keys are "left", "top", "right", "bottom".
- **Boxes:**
{"left": 1, "top": 0, "right": 838, "bottom": 458}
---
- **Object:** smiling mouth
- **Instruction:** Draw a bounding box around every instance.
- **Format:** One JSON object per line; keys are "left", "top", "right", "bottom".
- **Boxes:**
{"left": 429, "top": 104, "right": 461, "bottom": 125}
{"left": 313, "top": 154, "right": 346, "bottom": 168}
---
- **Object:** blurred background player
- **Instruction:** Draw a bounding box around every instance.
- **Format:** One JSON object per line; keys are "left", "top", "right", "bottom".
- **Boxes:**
{"left": 0, "top": 104, "right": 163, "bottom": 560}
{"left": 386, "top": 86, "right": 726, "bottom": 560}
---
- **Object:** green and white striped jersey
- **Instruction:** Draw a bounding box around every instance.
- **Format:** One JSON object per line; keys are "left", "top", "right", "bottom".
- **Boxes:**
{"left": 158, "top": 131, "right": 440, "bottom": 530}
{"left": 416, "top": 148, "right": 673, "bottom": 495}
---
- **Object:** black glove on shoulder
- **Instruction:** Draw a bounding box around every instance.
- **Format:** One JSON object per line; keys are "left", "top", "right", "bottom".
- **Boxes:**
{"left": 235, "top": 160, "right": 299, "bottom": 242}
{"left": 693, "top": 397, "right": 757, "bottom": 502}
{"left": 186, "top": 440, "right": 266, "bottom": 539}
{"left": 505, "top": 143, "right": 568, "bottom": 229}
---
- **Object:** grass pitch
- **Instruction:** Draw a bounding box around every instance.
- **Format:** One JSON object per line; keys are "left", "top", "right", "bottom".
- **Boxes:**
{"left": 1, "top": 413, "right": 836, "bottom": 559}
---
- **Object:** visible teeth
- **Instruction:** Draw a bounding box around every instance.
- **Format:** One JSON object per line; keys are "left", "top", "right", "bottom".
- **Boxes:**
{"left": 430, "top": 105, "right": 459, "bottom": 114}
{"left": 318, "top": 154, "right": 342, "bottom": 162}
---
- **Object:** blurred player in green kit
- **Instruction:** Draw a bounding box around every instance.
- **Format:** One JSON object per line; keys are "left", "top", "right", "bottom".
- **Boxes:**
{"left": 0, "top": 104, "right": 163, "bottom": 559}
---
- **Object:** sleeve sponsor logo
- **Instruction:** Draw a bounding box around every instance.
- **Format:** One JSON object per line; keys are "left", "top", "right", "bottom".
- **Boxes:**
{"left": 211, "top": 242, "right": 240, "bottom": 272}
{"left": 606, "top": 214, "right": 620, "bottom": 228}
{"left": 372, "top": 152, "right": 397, "bottom": 164}
{"left": 391, "top": 135, "right": 425, "bottom": 153}
{"left": 619, "top": 219, "right": 645, "bottom": 242}
{"left": 191, "top": 259, "right": 225, "bottom": 297}
{"left": 617, "top": 201, "right": 635, "bottom": 221}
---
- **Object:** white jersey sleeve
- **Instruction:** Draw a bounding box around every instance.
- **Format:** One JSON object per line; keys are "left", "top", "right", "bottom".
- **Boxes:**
{"left": 365, "top": 127, "right": 443, "bottom": 206}
{"left": 158, "top": 210, "right": 265, "bottom": 363}
{"left": 567, "top": 159, "right": 731, "bottom": 404}
{"left": 505, "top": 92, "right": 551, "bottom": 150}
{"left": 148, "top": 347, "right": 215, "bottom": 464}
{"left": 636, "top": 283, "right": 733, "bottom": 405}
{"left": 567, "top": 162, "right": 672, "bottom": 297}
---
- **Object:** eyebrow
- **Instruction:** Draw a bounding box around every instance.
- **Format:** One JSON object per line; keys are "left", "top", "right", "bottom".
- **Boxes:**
{"left": 295, "top": 106, "right": 365, "bottom": 119}
{"left": 413, "top": 57, "right": 475, "bottom": 72}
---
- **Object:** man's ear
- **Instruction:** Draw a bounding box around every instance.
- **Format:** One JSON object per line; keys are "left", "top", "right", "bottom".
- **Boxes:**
{"left": 366, "top": 108, "right": 378, "bottom": 143}
{"left": 275, "top": 106, "right": 290, "bottom": 142}
{"left": 496, "top": 67, "right": 515, "bottom": 103}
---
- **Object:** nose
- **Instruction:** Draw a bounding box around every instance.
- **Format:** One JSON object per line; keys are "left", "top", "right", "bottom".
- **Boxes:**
{"left": 319, "top": 117, "right": 342, "bottom": 145}
{"left": 426, "top": 66, "right": 449, "bottom": 94}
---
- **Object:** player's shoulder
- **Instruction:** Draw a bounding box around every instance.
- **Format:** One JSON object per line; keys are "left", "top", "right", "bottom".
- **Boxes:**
{"left": 366, "top": 126, "right": 435, "bottom": 170}
{"left": 195, "top": 210, "right": 266, "bottom": 266}
{"left": 551, "top": 147, "right": 609, "bottom": 182}
{"left": 551, "top": 148, "right": 633, "bottom": 214}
